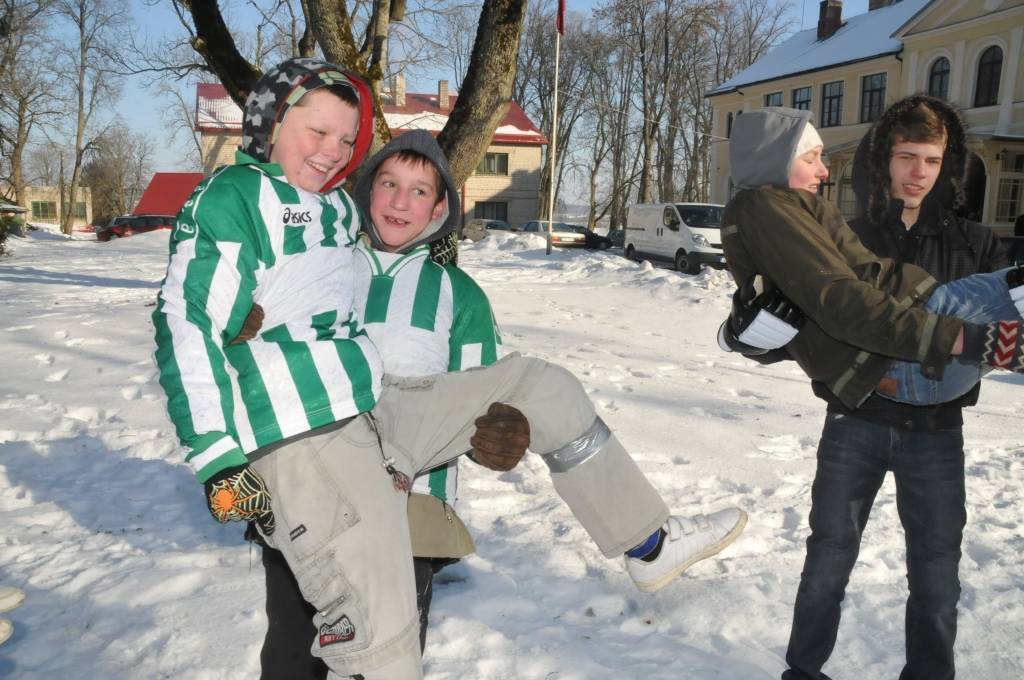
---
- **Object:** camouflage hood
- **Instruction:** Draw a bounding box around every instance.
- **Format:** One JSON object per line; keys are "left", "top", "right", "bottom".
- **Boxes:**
{"left": 240, "top": 57, "right": 374, "bottom": 192}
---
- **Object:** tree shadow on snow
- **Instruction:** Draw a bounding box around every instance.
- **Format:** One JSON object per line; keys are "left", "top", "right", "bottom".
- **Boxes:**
{"left": 0, "top": 265, "right": 160, "bottom": 290}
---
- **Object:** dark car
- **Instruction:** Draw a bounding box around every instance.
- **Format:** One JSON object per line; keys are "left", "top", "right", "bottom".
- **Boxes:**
{"left": 607, "top": 229, "right": 624, "bottom": 248}
{"left": 96, "top": 214, "right": 176, "bottom": 241}
{"left": 581, "top": 228, "right": 613, "bottom": 250}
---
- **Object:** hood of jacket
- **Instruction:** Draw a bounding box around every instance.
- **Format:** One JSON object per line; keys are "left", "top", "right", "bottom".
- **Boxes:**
{"left": 851, "top": 94, "right": 969, "bottom": 225}
{"left": 352, "top": 130, "right": 462, "bottom": 254}
{"left": 729, "top": 107, "right": 814, "bottom": 190}
{"left": 239, "top": 57, "right": 374, "bottom": 192}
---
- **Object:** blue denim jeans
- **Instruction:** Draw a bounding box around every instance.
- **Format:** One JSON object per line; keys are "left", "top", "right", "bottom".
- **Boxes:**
{"left": 882, "top": 267, "right": 1019, "bottom": 404}
{"left": 783, "top": 413, "right": 965, "bottom": 680}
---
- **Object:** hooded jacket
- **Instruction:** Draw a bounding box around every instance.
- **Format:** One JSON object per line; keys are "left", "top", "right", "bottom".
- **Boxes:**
{"left": 349, "top": 130, "right": 502, "bottom": 381}
{"left": 816, "top": 95, "right": 1008, "bottom": 427}
{"left": 722, "top": 107, "right": 964, "bottom": 409}
{"left": 153, "top": 58, "right": 384, "bottom": 483}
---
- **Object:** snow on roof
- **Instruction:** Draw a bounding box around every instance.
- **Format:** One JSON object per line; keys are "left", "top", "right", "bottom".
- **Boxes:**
{"left": 707, "top": 0, "right": 932, "bottom": 96}
{"left": 384, "top": 92, "right": 546, "bottom": 145}
{"left": 196, "top": 83, "right": 242, "bottom": 131}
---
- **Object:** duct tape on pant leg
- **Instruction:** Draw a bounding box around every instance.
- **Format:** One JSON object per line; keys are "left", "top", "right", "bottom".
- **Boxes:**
{"left": 540, "top": 417, "right": 611, "bottom": 473}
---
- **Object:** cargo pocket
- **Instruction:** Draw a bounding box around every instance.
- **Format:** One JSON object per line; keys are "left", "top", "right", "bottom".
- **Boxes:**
{"left": 307, "top": 562, "right": 374, "bottom": 658}
{"left": 269, "top": 441, "right": 361, "bottom": 563}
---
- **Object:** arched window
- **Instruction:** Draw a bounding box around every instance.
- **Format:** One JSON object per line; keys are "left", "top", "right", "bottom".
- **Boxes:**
{"left": 974, "top": 46, "right": 1002, "bottom": 107}
{"left": 928, "top": 57, "right": 950, "bottom": 100}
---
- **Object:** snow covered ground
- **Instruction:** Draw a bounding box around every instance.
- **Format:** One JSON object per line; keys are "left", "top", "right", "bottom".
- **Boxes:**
{"left": 1, "top": 228, "right": 1022, "bottom": 679}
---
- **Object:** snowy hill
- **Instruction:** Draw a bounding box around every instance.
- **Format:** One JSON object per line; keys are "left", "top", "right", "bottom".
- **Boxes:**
{"left": 1, "top": 230, "right": 1022, "bottom": 678}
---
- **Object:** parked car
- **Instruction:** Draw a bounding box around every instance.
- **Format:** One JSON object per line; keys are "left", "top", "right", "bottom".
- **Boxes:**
{"left": 517, "top": 220, "right": 589, "bottom": 247}
{"left": 96, "top": 214, "right": 176, "bottom": 242}
{"left": 624, "top": 202, "right": 726, "bottom": 274}
{"left": 607, "top": 229, "right": 624, "bottom": 248}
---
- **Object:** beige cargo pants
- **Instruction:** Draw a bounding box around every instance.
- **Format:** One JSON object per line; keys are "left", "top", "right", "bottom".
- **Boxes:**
{"left": 253, "top": 353, "right": 669, "bottom": 679}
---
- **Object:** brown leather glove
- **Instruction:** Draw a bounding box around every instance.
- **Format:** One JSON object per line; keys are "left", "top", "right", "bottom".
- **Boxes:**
{"left": 469, "top": 402, "right": 530, "bottom": 471}
{"left": 230, "top": 303, "right": 265, "bottom": 345}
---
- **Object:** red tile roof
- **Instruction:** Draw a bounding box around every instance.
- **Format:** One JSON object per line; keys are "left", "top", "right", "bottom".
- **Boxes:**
{"left": 134, "top": 173, "right": 205, "bottom": 216}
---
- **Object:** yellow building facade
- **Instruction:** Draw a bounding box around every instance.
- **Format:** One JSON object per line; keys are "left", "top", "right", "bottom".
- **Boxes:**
{"left": 707, "top": 0, "right": 1024, "bottom": 235}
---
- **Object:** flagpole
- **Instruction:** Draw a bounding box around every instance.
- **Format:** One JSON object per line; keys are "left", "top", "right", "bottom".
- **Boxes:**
{"left": 545, "top": 13, "right": 562, "bottom": 256}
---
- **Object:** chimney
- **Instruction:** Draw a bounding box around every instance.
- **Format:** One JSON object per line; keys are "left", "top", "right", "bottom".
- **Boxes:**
{"left": 868, "top": 0, "right": 893, "bottom": 9}
{"left": 817, "top": 0, "right": 843, "bottom": 41}
{"left": 438, "top": 80, "right": 449, "bottom": 110}
{"left": 393, "top": 73, "right": 405, "bottom": 107}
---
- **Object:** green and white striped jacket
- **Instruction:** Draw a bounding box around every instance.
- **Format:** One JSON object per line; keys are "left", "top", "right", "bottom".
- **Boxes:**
{"left": 153, "top": 152, "right": 384, "bottom": 483}
{"left": 353, "top": 243, "right": 502, "bottom": 502}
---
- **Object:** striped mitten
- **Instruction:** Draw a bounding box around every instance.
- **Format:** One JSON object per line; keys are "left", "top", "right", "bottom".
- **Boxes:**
{"left": 962, "top": 320, "right": 1024, "bottom": 373}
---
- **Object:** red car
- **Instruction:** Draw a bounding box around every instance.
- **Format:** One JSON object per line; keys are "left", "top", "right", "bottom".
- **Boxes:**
{"left": 96, "top": 214, "right": 176, "bottom": 241}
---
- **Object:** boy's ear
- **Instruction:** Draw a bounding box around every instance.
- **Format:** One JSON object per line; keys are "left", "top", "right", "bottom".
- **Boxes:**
{"left": 431, "top": 198, "right": 446, "bottom": 220}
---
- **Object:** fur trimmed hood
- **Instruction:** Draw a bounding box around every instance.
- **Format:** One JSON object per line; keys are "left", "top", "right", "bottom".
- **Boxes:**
{"left": 851, "top": 95, "right": 969, "bottom": 225}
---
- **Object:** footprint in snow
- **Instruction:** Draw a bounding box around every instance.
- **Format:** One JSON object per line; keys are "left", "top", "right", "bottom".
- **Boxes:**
{"left": 33, "top": 353, "right": 54, "bottom": 365}
{"left": 45, "top": 369, "right": 70, "bottom": 383}
{"left": 4, "top": 325, "right": 35, "bottom": 332}
{"left": 53, "top": 330, "right": 68, "bottom": 339}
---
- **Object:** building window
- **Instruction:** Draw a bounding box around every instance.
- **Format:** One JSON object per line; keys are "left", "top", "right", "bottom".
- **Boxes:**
{"left": 726, "top": 112, "right": 734, "bottom": 138}
{"left": 475, "top": 152, "right": 509, "bottom": 175}
{"left": 995, "top": 179, "right": 1022, "bottom": 223}
{"left": 820, "top": 81, "right": 843, "bottom": 128}
{"left": 974, "top": 45, "right": 1002, "bottom": 107}
{"left": 73, "top": 202, "right": 87, "bottom": 219}
{"left": 792, "top": 87, "right": 811, "bottom": 110}
{"left": 474, "top": 201, "right": 508, "bottom": 221}
{"left": 31, "top": 201, "right": 57, "bottom": 220}
{"left": 763, "top": 91, "right": 783, "bottom": 107}
{"left": 860, "top": 73, "right": 886, "bottom": 123}
{"left": 996, "top": 152, "right": 1024, "bottom": 223}
{"left": 928, "top": 57, "right": 950, "bottom": 100}
{"left": 837, "top": 164, "right": 857, "bottom": 219}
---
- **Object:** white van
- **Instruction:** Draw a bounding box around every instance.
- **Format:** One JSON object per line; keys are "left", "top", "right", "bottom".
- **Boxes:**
{"left": 624, "top": 203, "right": 726, "bottom": 274}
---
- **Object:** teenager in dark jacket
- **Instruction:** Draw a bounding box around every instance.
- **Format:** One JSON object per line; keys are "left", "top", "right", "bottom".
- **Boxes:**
{"left": 721, "top": 95, "right": 1010, "bottom": 679}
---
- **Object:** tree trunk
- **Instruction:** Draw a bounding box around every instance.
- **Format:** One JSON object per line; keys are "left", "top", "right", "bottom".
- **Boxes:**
{"left": 438, "top": 0, "right": 527, "bottom": 187}
{"left": 184, "top": 0, "right": 261, "bottom": 108}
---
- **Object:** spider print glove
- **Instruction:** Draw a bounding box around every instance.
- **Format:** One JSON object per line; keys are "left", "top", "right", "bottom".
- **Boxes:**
{"left": 204, "top": 465, "right": 276, "bottom": 536}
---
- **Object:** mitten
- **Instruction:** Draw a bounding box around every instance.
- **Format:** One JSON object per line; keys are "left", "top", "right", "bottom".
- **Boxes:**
{"left": 723, "top": 275, "right": 805, "bottom": 351}
{"left": 229, "top": 303, "right": 265, "bottom": 345}
{"left": 205, "top": 465, "right": 276, "bottom": 536}
{"left": 468, "top": 402, "right": 530, "bottom": 472}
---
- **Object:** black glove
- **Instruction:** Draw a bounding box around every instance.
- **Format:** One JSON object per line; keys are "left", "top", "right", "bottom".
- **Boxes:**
{"left": 718, "top": 275, "right": 805, "bottom": 355}
{"left": 468, "top": 402, "right": 530, "bottom": 472}
{"left": 204, "top": 464, "right": 276, "bottom": 536}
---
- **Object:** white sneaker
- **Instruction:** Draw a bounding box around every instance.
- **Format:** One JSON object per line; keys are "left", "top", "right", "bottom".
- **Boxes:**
{"left": 0, "top": 618, "right": 11, "bottom": 646}
{"left": 625, "top": 508, "right": 747, "bottom": 593}
{"left": 0, "top": 586, "right": 24, "bottom": 614}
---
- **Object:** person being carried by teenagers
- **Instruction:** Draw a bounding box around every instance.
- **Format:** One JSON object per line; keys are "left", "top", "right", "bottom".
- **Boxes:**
{"left": 721, "top": 106, "right": 1024, "bottom": 411}
{"left": 153, "top": 57, "right": 746, "bottom": 680}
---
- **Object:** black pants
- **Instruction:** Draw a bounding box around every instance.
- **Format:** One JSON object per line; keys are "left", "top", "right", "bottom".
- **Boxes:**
{"left": 257, "top": 537, "right": 447, "bottom": 680}
{"left": 783, "top": 414, "right": 966, "bottom": 680}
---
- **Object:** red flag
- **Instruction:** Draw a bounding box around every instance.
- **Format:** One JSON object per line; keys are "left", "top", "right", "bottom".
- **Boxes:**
{"left": 556, "top": 0, "right": 566, "bottom": 35}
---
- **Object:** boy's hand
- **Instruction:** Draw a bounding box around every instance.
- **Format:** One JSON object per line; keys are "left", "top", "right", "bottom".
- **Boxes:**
{"left": 469, "top": 402, "right": 530, "bottom": 472}
{"left": 720, "top": 275, "right": 805, "bottom": 353}
{"left": 205, "top": 464, "right": 276, "bottom": 536}
{"left": 230, "top": 303, "right": 265, "bottom": 345}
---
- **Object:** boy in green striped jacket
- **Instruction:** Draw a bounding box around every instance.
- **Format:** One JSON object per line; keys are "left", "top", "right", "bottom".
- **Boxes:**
{"left": 153, "top": 58, "right": 745, "bottom": 679}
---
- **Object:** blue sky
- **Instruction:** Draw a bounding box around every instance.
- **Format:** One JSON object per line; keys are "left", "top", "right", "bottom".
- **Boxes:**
{"left": 122, "top": 0, "right": 874, "bottom": 171}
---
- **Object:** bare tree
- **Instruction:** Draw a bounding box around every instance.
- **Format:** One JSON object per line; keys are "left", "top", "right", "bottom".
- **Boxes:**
{"left": 52, "top": 0, "right": 125, "bottom": 233}
{"left": 81, "top": 122, "right": 155, "bottom": 221}
{"left": 0, "top": 0, "right": 58, "bottom": 206}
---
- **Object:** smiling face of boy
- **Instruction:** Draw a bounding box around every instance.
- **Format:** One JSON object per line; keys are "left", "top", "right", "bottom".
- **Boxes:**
{"left": 270, "top": 89, "right": 359, "bottom": 193}
{"left": 369, "top": 155, "right": 446, "bottom": 251}
{"left": 888, "top": 137, "right": 944, "bottom": 226}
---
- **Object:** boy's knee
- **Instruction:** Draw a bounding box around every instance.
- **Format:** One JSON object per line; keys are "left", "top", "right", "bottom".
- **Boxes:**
{"left": 507, "top": 357, "right": 595, "bottom": 451}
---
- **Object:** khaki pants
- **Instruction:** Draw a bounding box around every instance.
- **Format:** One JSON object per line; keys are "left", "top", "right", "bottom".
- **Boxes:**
{"left": 254, "top": 353, "right": 668, "bottom": 678}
